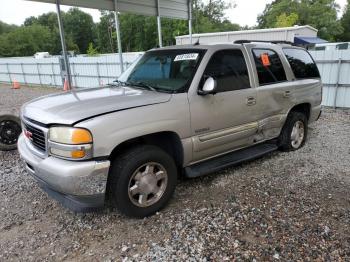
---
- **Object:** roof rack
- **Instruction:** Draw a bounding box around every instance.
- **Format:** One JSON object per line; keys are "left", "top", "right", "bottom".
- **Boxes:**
{"left": 234, "top": 40, "right": 295, "bottom": 45}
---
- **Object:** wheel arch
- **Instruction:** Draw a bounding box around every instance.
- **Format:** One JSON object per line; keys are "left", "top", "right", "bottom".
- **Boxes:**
{"left": 277, "top": 103, "right": 311, "bottom": 139}
{"left": 288, "top": 103, "right": 311, "bottom": 120}
{"left": 108, "top": 131, "right": 184, "bottom": 169}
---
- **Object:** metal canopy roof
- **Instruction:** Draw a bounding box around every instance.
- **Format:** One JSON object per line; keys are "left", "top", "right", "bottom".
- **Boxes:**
{"left": 24, "top": 0, "right": 193, "bottom": 90}
{"left": 26, "top": 0, "right": 190, "bottom": 19}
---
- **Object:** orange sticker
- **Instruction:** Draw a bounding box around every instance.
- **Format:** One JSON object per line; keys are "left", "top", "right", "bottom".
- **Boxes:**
{"left": 261, "top": 53, "right": 271, "bottom": 67}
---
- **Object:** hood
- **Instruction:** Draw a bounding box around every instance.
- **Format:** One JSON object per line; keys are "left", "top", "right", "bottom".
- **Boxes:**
{"left": 22, "top": 86, "right": 172, "bottom": 125}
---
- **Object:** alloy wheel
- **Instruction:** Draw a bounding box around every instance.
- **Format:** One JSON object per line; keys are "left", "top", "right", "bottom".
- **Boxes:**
{"left": 290, "top": 120, "right": 305, "bottom": 149}
{"left": 128, "top": 162, "right": 168, "bottom": 207}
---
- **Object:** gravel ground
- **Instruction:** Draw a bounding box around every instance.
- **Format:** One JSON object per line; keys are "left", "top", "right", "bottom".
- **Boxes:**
{"left": 0, "top": 84, "right": 350, "bottom": 261}
{"left": 0, "top": 84, "right": 60, "bottom": 115}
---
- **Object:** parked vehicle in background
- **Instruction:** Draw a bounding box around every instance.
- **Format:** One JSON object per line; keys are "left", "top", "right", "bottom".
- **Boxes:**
{"left": 18, "top": 41, "right": 322, "bottom": 218}
{"left": 34, "top": 52, "right": 51, "bottom": 59}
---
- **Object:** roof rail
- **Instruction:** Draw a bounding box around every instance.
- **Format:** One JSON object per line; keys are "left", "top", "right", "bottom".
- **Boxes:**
{"left": 234, "top": 40, "right": 295, "bottom": 45}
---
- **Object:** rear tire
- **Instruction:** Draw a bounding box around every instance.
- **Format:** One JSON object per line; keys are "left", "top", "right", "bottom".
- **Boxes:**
{"left": 278, "top": 111, "right": 308, "bottom": 151}
{"left": 108, "top": 145, "right": 177, "bottom": 218}
{"left": 0, "top": 115, "right": 21, "bottom": 151}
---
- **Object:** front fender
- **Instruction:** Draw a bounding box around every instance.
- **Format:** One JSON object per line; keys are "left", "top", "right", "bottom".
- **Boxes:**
{"left": 75, "top": 93, "right": 191, "bottom": 158}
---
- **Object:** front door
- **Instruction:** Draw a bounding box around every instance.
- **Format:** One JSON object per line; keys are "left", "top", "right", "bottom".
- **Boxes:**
{"left": 189, "top": 48, "right": 259, "bottom": 162}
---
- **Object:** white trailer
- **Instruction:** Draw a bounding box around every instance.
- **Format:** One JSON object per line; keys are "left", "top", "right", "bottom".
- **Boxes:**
{"left": 34, "top": 52, "right": 51, "bottom": 59}
{"left": 176, "top": 25, "right": 320, "bottom": 45}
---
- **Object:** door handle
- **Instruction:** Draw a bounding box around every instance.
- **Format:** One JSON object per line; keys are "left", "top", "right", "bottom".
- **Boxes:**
{"left": 246, "top": 96, "right": 256, "bottom": 106}
{"left": 284, "top": 90, "right": 291, "bottom": 98}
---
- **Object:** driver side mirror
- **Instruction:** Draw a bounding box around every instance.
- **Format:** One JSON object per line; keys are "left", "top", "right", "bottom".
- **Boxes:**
{"left": 198, "top": 76, "right": 217, "bottom": 95}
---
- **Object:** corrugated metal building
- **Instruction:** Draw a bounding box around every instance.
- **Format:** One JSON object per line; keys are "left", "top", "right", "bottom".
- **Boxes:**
{"left": 176, "top": 25, "right": 318, "bottom": 45}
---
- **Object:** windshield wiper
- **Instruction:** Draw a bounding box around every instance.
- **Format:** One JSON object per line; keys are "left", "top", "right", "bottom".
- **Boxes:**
{"left": 108, "top": 80, "right": 127, "bottom": 87}
{"left": 127, "top": 81, "right": 157, "bottom": 92}
{"left": 110, "top": 80, "right": 172, "bottom": 93}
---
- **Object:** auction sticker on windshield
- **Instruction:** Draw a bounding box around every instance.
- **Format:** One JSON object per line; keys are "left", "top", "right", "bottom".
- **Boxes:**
{"left": 174, "top": 53, "right": 199, "bottom": 61}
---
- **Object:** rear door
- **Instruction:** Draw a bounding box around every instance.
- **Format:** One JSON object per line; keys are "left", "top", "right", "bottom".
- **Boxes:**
{"left": 188, "top": 48, "right": 259, "bottom": 162}
{"left": 246, "top": 45, "right": 295, "bottom": 140}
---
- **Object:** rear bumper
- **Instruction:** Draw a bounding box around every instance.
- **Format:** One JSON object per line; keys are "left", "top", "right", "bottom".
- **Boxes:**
{"left": 310, "top": 105, "right": 322, "bottom": 123}
{"left": 315, "top": 109, "right": 322, "bottom": 121}
{"left": 17, "top": 134, "right": 110, "bottom": 212}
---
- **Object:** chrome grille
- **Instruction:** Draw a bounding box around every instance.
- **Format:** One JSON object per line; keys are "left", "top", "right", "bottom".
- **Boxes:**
{"left": 23, "top": 121, "right": 46, "bottom": 152}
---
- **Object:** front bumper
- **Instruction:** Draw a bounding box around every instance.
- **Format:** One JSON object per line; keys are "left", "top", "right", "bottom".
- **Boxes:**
{"left": 17, "top": 134, "right": 110, "bottom": 212}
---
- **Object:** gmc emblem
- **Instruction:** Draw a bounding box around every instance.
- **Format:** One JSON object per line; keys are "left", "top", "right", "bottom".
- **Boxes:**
{"left": 24, "top": 130, "right": 33, "bottom": 140}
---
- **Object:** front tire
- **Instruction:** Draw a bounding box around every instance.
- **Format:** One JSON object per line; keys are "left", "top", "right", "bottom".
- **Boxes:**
{"left": 278, "top": 111, "right": 308, "bottom": 151}
{"left": 108, "top": 145, "right": 177, "bottom": 218}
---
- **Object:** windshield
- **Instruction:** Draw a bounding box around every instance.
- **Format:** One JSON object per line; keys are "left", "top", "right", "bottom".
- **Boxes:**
{"left": 118, "top": 49, "right": 205, "bottom": 93}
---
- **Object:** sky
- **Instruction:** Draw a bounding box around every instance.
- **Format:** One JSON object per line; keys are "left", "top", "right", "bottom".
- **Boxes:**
{"left": 0, "top": 0, "right": 348, "bottom": 27}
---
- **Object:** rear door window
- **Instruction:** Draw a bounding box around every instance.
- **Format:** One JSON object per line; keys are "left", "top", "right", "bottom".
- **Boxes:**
{"left": 283, "top": 48, "right": 320, "bottom": 79}
{"left": 252, "top": 49, "right": 287, "bottom": 86}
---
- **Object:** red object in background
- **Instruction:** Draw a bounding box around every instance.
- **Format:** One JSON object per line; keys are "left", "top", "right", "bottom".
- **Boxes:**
{"left": 63, "top": 78, "right": 70, "bottom": 91}
{"left": 12, "top": 79, "right": 20, "bottom": 89}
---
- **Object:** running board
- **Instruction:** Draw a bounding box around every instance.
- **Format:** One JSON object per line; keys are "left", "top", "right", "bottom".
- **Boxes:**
{"left": 184, "top": 142, "right": 278, "bottom": 178}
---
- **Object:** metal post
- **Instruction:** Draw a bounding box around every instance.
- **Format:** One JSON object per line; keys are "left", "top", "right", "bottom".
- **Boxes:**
{"left": 188, "top": 0, "right": 192, "bottom": 44}
{"left": 96, "top": 62, "right": 101, "bottom": 85}
{"left": 333, "top": 58, "right": 342, "bottom": 109}
{"left": 71, "top": 62, "right": 77, "bottom": 87}
{"left": 157, "top": 0, "right": 163, "bottom": 47}
{"left": 114, "top": 0, "right": 124, "bottom": 73}
{"left": 20, "top": 63, "right": 27, "bottom": 85}
{"left": 106, "top": 60, "right": 110, "bottom": 83}
{"left": 37, "top": 63, "right": 42, "bottom": 86}
{"left": 6, "top": 63, "right": 12, "bottom": 83}
{"left": 56, "top": 0, "right": 72, "bottom": 90}
{"left": 51, "top": 63, "right": 57, "bottom": 86}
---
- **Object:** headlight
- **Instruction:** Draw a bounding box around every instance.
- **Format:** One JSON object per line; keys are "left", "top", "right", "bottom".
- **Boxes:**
{"left": 48, "top": 127, "right": 93, "bottom": 160}
{"left": 49, "top": 127, "right": 92, "bottom": 144}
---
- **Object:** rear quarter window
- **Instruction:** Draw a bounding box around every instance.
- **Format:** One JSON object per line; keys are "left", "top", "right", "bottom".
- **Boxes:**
{"left": 283, "top": 48, "right": 320, "bottom": 79}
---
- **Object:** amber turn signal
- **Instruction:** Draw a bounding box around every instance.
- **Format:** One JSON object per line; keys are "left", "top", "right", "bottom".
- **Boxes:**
{"left": 71, "top": 150, "right": 86, "bottom": 159}
{"left": 72, "top": 129, "right": 93, "bottom": 144}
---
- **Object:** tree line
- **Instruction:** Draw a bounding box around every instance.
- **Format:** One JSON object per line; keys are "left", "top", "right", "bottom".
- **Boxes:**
{"left": 257, "top": 0, "right": 348, "bottom": 41}
{"left": 0, "top": 0, "right": 349, "bottom": 57}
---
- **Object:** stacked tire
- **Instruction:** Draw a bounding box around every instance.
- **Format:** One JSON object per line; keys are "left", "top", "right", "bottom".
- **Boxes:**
{"left": 0, "top": 114, "right": 21, "bottom": 151}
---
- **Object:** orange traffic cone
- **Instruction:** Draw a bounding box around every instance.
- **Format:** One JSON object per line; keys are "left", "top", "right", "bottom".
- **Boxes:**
{"left": 63, "top": 78, "right": 70, "bottom": 91}
{"left": 12, "top": 79, "right": 20, "bottom": 89}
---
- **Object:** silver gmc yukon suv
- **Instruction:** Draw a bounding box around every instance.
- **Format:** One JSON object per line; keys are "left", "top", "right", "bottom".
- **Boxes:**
{"left": 18, "top": 41, "right": 322, "bottom": 217}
